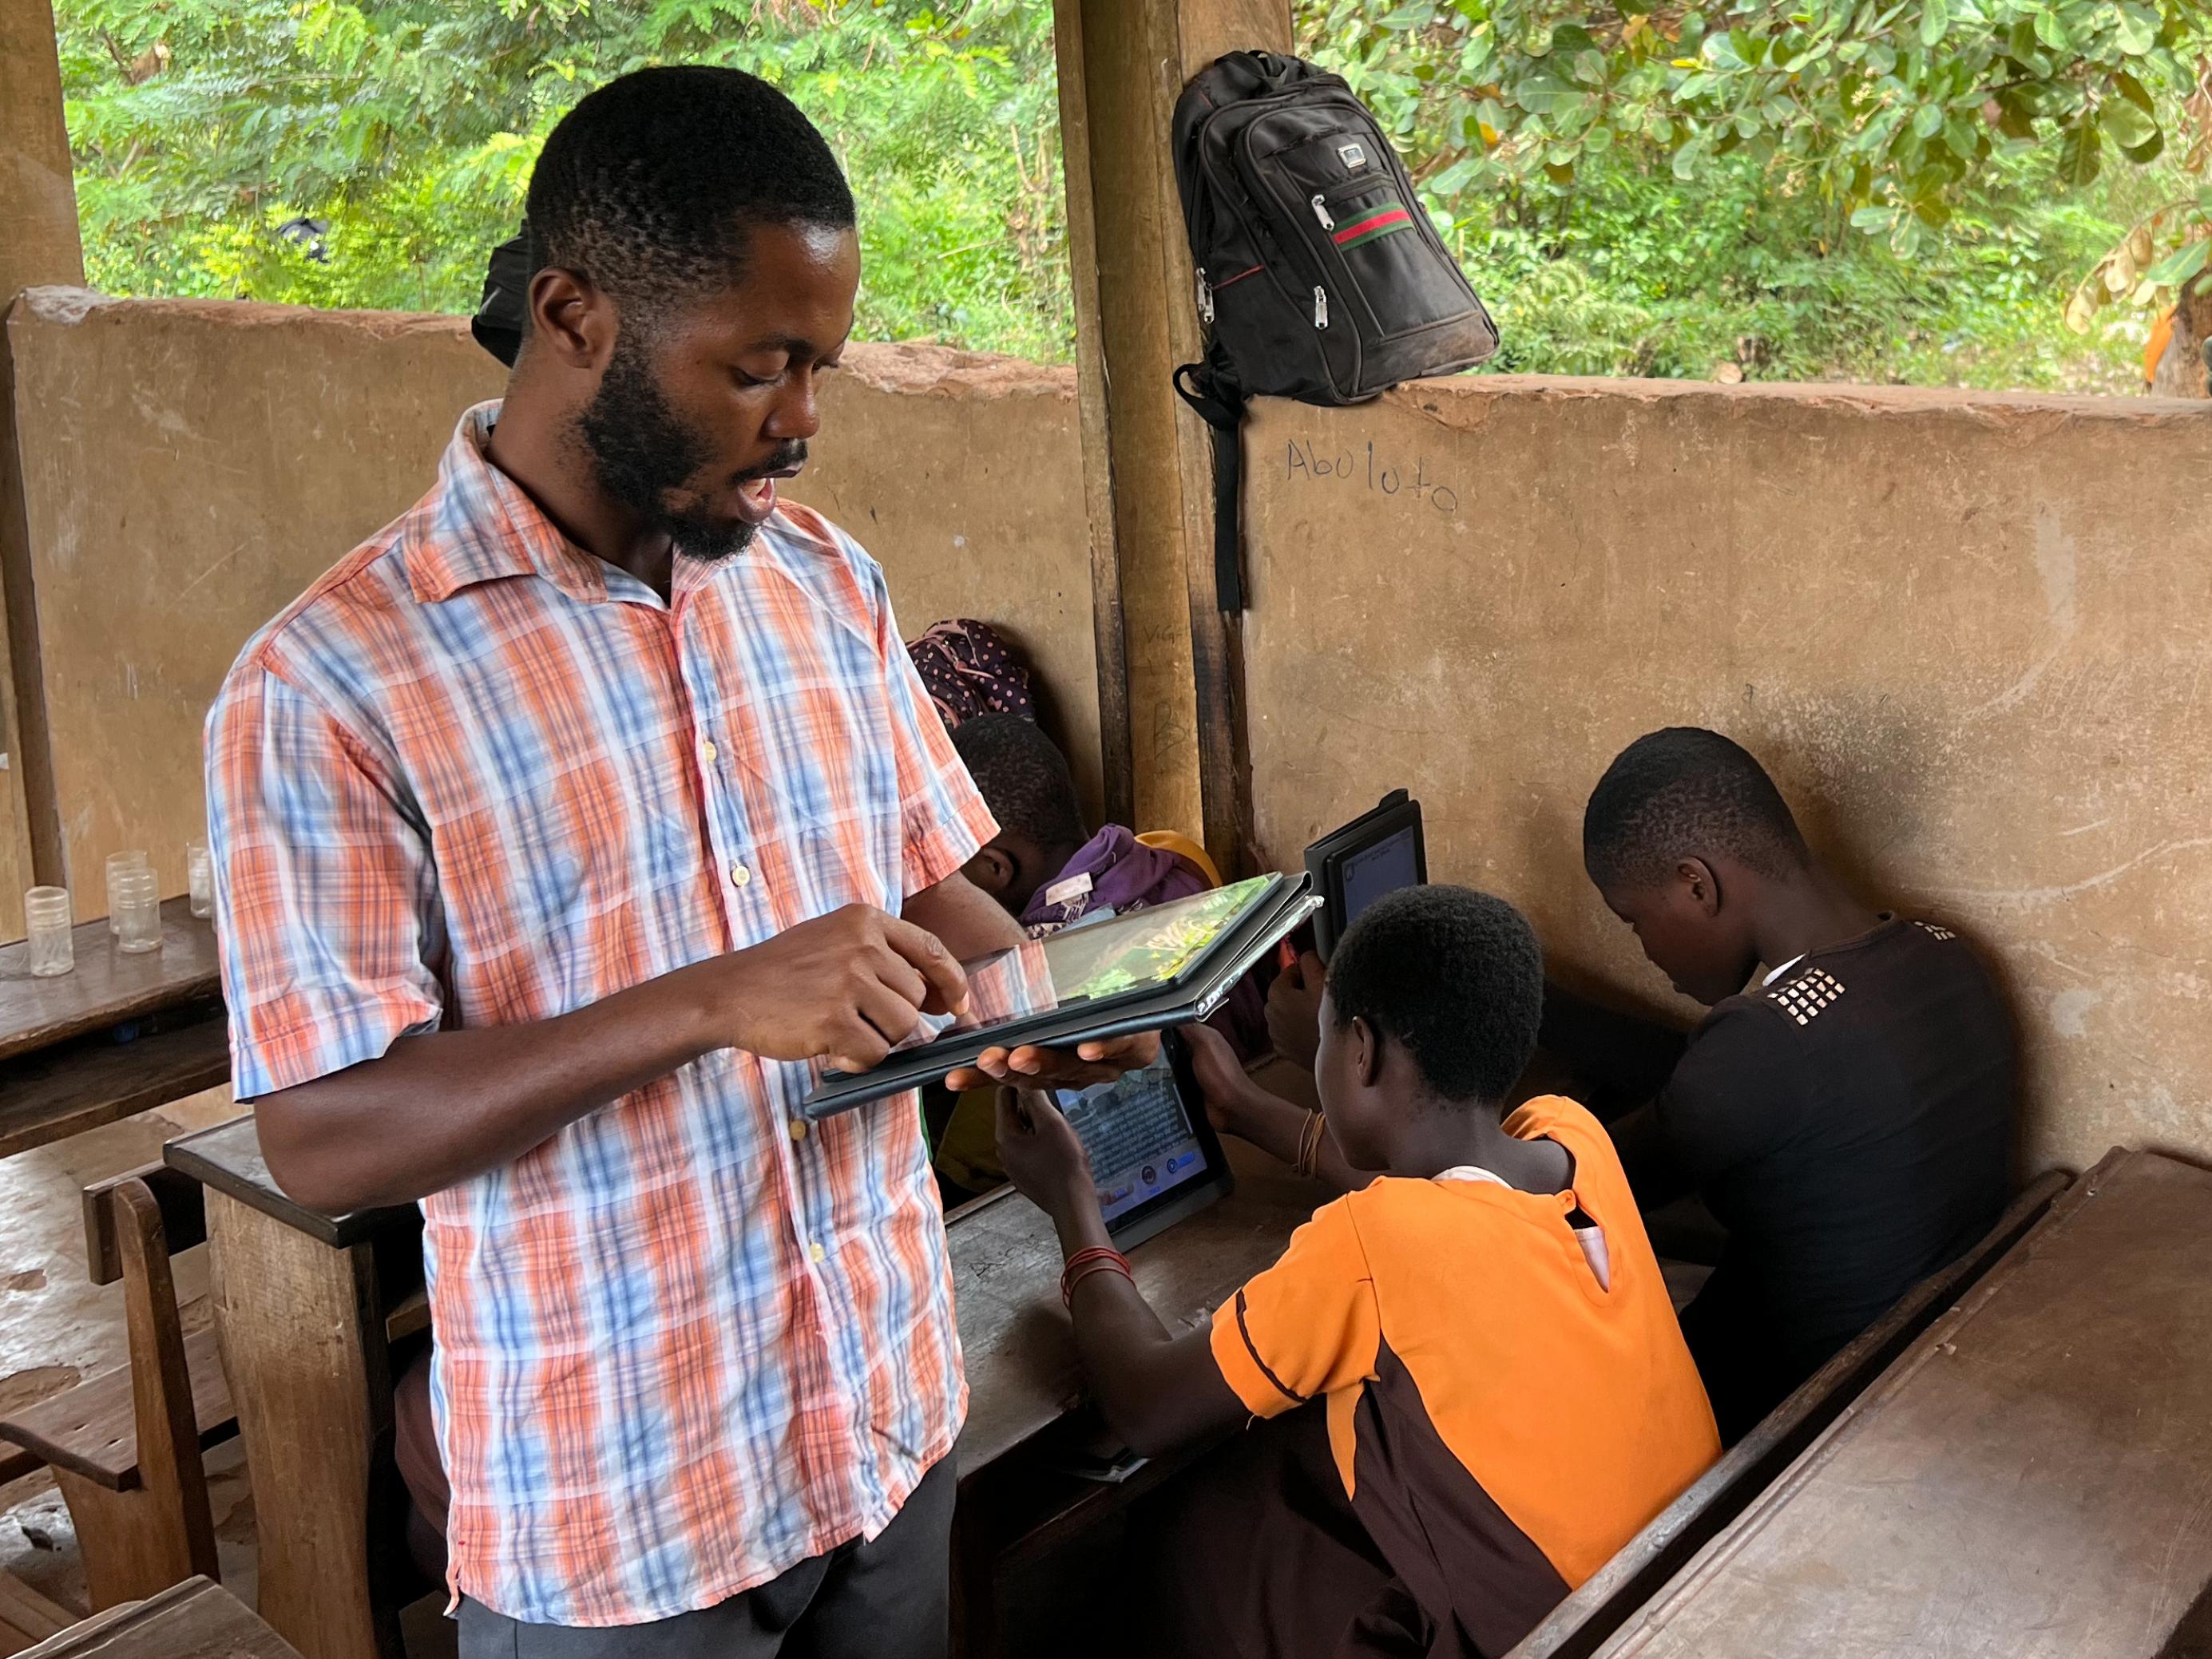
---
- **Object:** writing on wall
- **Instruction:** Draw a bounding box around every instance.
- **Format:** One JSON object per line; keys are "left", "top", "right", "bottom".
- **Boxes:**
{"left": 1284, "top": 438, "right": 1461, "bottom": 517}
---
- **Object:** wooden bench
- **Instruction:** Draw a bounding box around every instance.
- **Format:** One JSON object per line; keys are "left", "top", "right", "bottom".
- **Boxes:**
{"left": 11, "top": 1576, "right": 299, "bottom": 1659}
{"left": 1562, "top": 1148, "right": 2212, "bottom": 1658}
{"left": 1505, "top": 1166, "right": 2072, "bottom": 1657}
{"left": 0, "top": 1166, "right": 236, "bottom": 1610}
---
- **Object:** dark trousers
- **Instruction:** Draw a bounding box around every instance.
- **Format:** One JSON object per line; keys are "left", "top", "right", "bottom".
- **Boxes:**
{"left": 452, "top": 1447, "right": 956, "bottom": 1659}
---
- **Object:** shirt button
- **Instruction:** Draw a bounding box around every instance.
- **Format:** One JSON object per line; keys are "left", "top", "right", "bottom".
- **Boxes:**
{"left": 729, "top": 861, "right": 751, "bottom": 889}
{"left": 788, "top": 1119, "right": 808, "bottom": 1143}
{"left": 700, "top": 739, "right": 718, "bottom": 762}
{"left": 809, "top": 1240, "right": 827, "bottom": 1264}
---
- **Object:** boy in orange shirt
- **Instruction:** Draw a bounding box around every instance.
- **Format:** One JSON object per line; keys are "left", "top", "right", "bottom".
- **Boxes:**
{"left": 996, "top": 886, "right": 1718, "bottom": 1657}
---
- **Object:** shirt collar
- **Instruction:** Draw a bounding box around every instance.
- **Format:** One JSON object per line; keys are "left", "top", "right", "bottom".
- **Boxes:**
{"left": 402, "top": 402, "right": 614, "bottom": 605}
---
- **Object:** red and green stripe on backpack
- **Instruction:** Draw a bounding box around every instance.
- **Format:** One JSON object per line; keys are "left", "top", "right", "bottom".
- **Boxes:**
{"left": 1333, "top": 201, "right": 1415, "bottom": 251}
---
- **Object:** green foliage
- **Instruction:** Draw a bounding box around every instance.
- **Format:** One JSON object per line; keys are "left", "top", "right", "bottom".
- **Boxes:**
{"left": 54, "top": 0, "right": 2209, "bottom": 388}
{"left": 57, "top": 0, "right": 1072, "bottom": 358}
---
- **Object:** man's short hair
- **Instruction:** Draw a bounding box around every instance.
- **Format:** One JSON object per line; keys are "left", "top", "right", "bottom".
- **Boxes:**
{"left": 525, "top": 65, "right": 855, "bottom": 325}
{"left": 1583, "top": 727, "right": 1810, "bottom": 890}
{"left": 1326, "top": 886, "right": 1542, "bottom": 1107}
{"left": 951, "top": 716, "right": 1086, "bottom": 853}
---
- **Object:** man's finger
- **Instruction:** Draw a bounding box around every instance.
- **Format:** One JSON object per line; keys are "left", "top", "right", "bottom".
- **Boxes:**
{"left": 882, "top": 917, "right": 970, "bottom": 1015}
{"left": 856, "top": 981, "right": 930, "bottom": 1051}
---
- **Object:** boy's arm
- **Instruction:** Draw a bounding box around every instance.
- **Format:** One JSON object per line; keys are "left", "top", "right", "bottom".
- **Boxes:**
{"left": 994, "top": 1091, "right": 1247, "bottom": 1457}
{"left": 1538, "top": 979, "right": 1692, "bottom": 1121}
{"left": 1182, "top": 1023, "right": 1374, "bottom": 1194}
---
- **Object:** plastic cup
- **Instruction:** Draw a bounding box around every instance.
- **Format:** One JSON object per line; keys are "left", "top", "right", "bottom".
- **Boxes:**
{"left": 112, "top": 865, "right": 161, "bottom": 955}
{"left": 25, "top": 886, "right": 73, "bottom": 977}
{"left": 106, "top": 849, "right": 150, "bottom": 938}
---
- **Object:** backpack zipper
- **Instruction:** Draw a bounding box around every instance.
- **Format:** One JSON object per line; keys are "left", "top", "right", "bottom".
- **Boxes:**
{"left": 1313, "top": 285, "right": 1329, "bottom": 329}
{"left": 1310, "top": 193, "right": 1335, "bottom": 231}
{"left": 1195, "top": 267, "right": 1215, "bottom": 324}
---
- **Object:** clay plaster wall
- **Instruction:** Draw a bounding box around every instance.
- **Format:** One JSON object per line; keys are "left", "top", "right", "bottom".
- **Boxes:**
{"left": 1243, "top": 377, "right": 2212, "bottom": 1178}
{"left": 2, "top": 292, "right": 1097, "bottom": 929}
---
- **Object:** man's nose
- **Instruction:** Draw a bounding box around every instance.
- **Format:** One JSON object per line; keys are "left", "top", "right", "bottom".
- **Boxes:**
{"left": 764, "top": 370, "right": 823, "bottom": 442}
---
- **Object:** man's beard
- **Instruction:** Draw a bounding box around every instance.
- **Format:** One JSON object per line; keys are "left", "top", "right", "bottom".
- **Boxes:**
{"left": 575, "top": 333, "right": 759, "bottom": 563}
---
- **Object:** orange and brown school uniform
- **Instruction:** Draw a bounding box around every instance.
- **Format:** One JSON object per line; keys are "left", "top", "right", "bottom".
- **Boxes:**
{"left": 1199, "top": 1095, "right": 1718, "bottom": 1657}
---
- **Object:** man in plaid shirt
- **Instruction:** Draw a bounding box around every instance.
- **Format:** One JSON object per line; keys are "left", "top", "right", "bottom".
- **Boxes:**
{"left": 204, "top": 65, "right": 1148, "bottom": 1657}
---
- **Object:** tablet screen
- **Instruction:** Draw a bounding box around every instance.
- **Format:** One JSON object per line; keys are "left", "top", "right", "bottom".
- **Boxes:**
{"left": 1338, "top": 825, "right": 1421, "bottom": 930}
{"left": 898, "top": 876, "right": 1278, "bottom": 1053}
{"left": 1058, "top": 1047, "right": 1211, "bottom": 1225}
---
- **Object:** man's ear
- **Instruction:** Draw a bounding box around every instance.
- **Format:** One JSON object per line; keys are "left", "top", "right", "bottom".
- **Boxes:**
{"left": 525, "top": 266, "right": 615, "bottom": 369}
{"left": 1676, "top": 856, "right": 1722, "bottom": 919}
{"left": 962, "top": 845, "right": 1017, "bottom": 900}
{"left": 1352, "top": 1015, "right": 1383, "bottom": 1089}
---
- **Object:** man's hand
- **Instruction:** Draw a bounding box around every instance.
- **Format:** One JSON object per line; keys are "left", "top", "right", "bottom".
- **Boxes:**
{"left": 994, "top": 1088, "right": 1099, "bottom": 1222}
{"left": 943, "top": 1029, "right": 1160, "bottom": 1094}
{"left": 706, "top": 904, "right": 969, "bottom": 1074}
{"left": 1267, "top": 951, "right": 1326, "bottom": 1070}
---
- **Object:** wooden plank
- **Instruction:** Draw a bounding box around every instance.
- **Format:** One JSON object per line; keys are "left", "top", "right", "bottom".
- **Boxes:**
{"left": 164, "top": 1114, "right": 415, "bottom": 1252}
{"left": 951, "top": 1137, "right": 1315, "bottom": 1476}
{"left": 0, "top": 1016, "right": 228, "bottom": 1161}
{"left": 1508, "top": 1168, "right": 2073, "bottom": 1659}
{"left": 1049, "top": 0, "right": 1134, "bottom": 831}
{"left": 0, "top": 1328, "right": 234, "bottom": 1491}
{"left": 0, "top": 1571, "right": 73, "bottom": 1653}
{"left": 1050, "top": 0, "right": 1290, "bottom": 857}
{"left": 13, "top": 1577, "right": 302, "bottom": 1659}
{"left": 1588, "top": 1150, "right": 2212, "bottom": 1659}
{"left": 0, "top": 1443, "right": 43, "bottom": 1487}
{"left": 0, "top": 899, "right": 220, "bottom": 1063}
{"left": 204, "top": 1190, "right": 402, "bottom": 1659}
{"left": 82, "top": 1165, "right": 207, "bottom": 1288}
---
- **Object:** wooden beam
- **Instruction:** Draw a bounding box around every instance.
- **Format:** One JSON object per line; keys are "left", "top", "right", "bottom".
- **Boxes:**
{"left": 1051, "top": 0, "right": 1291, "bottom": 864}
{"left": 0, "top": 0, "right": 84, "bottom": 925}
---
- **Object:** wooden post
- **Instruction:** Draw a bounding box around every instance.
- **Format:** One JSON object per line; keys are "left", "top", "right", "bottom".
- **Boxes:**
{"left": 0, "top": 0, "right": 82, "bottom": 930}
{"left": 1052, "top": 0, "right": 1291, "bottom": 865}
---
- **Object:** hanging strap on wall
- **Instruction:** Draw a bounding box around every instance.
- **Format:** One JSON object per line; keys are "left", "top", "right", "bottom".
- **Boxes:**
{"left": 1173, "top": 350, "right": 1248, "bottom": 613}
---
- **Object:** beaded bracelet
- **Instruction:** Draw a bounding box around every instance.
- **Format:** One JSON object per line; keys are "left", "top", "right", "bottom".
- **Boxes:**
{"left": 1060, "top": 1245, "right": 1134, "bottom": 1308}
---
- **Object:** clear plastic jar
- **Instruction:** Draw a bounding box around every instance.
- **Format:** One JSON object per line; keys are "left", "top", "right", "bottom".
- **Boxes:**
{"left": 24, "top": 886, "right": 73, "bottom": 977}
{"left": 111, "top": 865, "right": 162, "bottom": 955}
{"left": 106, "top": 849, "right": 150, "bottom": 939}
{"left": 186, "top": 840, "right": 213, "bottom": 921}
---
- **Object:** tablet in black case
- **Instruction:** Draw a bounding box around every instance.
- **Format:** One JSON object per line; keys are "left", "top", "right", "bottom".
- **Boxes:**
{"left": 1304, "top": 790, "right": 1425, "bottom": 961}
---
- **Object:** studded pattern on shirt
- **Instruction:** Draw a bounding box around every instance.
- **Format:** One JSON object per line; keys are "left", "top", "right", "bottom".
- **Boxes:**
{"left": 1913, "top": 921, "right": 1957, "bottom": 941}
{"left": 1768, "top": 967, "right": 1846, "bottom": 1025}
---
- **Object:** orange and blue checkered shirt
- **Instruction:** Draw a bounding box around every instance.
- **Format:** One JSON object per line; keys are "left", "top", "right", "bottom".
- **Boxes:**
{"left": 204, "top": 405, "right": 997, "bottom": 1626}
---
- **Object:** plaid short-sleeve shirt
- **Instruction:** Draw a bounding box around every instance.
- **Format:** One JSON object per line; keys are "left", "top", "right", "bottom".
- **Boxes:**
{"left": 204, "top": 406, "right": 996, "bottom": 1626}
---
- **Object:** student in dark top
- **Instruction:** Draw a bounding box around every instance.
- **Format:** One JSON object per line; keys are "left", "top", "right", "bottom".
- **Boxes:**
{"left": 1551, "top": 727, "right": 2016, "bottom": 1442}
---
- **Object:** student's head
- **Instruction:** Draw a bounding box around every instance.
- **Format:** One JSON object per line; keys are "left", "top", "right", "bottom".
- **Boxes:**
{"left": 951, "top": 716, "right": 1088, "bottom": 917}
{"left": 1583, "top": 727, "right": 1812, "bottom": 1004}
{"left": 1316, "top": 886, "right": 1543, "bottom": 1169}
{"left": 518, "top": 66, "right": 858, "bottom": 559}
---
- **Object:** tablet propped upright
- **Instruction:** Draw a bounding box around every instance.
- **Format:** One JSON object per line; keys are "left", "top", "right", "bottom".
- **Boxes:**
{"left": 1305, "top": 790, "right": 1426, "bottom": 961}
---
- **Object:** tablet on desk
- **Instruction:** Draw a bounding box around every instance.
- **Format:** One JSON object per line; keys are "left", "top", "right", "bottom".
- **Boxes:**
{"left": 803, "top": 873, "right": 1320, "bottom": 1120}
{"left": 1057, "top": 1029, "right": 1235, "bottom": 1249}
{"left": 1305, "top": 790, "right": 1426, "bottom": 961}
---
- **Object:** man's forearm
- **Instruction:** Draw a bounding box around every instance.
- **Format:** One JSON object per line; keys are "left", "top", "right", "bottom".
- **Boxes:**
{"left": 254, "top": 958, "right": 725, "bottom": 1212}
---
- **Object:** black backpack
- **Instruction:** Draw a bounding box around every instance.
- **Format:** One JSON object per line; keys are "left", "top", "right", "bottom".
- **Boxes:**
{"left": 1171, "top": 50, "right": 1498, "bottom": 608}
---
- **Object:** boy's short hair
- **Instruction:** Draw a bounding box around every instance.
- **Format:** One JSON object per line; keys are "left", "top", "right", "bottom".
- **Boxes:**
{"left": 1583, "top": 727, "right": 1810, "bottom": 890}
{"left": 951, "top": 715, "right": 1086, "bottom": 852}
{"left": 1326, "top": 886, "right": 1542, "bottom": 1107}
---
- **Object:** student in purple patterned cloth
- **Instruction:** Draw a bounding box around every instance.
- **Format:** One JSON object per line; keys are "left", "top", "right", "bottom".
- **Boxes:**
{"left": 905, "top": 619, "right": 1035, "bottom": 729}
{"left": 929, "top": 715, "right": 1269, "bottom": 1195}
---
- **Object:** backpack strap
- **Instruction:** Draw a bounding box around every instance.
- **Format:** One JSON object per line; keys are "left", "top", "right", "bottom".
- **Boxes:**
{"left": 1173, "top": 346, "right": 1248, "bottom": 612}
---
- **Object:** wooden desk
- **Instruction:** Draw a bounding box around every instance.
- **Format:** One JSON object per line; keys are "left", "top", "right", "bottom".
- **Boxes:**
{"left": 0, "top": 897, "right": 226, "bottom": 1158}
{"left": 1583, "top": 1149, "right": 2212, "bottom": 1659}
{"left": 1508, "top": 1169, "right": 2072, "bottom": 1659}
{"left": 945, "top": 1140, "right": 1319, "bottom": 1653}
{"left": 14, "top": 1575, "right": 301, "bottom": 1659}
{"left": 164, "top": 1118, "right": 420, "bottom": 1659}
